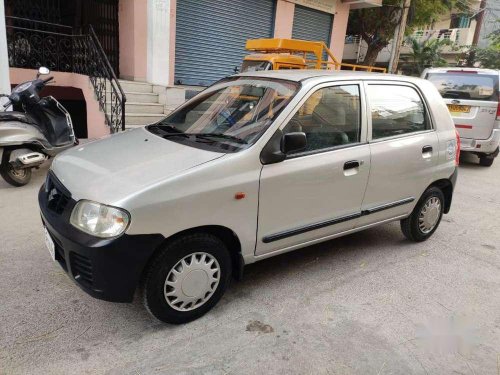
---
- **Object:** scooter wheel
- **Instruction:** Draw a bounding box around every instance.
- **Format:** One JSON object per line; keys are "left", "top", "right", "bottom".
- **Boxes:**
{"left": 0, "top": 155, "right": 32, "bottom": 187}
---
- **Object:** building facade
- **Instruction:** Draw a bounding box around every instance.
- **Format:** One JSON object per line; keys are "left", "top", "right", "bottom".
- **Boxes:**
{"left": 2, "top": 0, "right": 381, "bottom": 138}
{"left": 343, "top": 0, "right": 483, "bottom": 69}
{"left": 125, "top": 0, "right": 381, "bottom": 87}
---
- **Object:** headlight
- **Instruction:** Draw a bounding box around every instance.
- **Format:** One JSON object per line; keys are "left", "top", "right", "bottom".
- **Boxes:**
{"left": 70, "top": 200, "right": 130, "bottom": 238}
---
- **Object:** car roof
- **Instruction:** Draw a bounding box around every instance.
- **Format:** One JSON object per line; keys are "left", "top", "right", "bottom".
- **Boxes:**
{"left": 236, "top": 69, "right": 426, "bottom": 84}
{"left": 423, "top": 67, "right": 499, "bottom": 75}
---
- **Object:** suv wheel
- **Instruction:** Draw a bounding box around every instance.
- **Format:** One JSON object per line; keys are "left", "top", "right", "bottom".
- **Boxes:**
{"left": 400, "top": 187, "right": 445, "bottom": 242}
{"left": 479, "top": 156, "right": 494, "bottom": 167}
{"left": 142, "top": 233, "right": 232, "bottom": 324}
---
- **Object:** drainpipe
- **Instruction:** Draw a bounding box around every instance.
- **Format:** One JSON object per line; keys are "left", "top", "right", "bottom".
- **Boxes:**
{"left": 0, "top": 0, "right": 11, "bottom": 106}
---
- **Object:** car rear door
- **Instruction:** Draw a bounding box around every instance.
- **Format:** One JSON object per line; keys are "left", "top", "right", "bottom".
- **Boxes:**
{"left": 256, "top": 82, "right": 370, "bottom": 256}
{"left": 356, "top": 81, "right": 439, "bottom": 228}
{"left": 426, "top": 71, "right": 499, "bottom": 145}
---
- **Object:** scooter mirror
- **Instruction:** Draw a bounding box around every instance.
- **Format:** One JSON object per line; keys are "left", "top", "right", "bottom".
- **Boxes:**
{"left": 38, "top": 67, "right": 50, "bottom": 76}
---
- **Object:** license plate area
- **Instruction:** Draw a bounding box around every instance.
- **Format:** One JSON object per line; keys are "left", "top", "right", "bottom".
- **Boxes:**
{"left": 44, "top": 227, "right": 56, "bottom": 261}
{"left": 447, "top": 104, "right": 471, "bottom": 113}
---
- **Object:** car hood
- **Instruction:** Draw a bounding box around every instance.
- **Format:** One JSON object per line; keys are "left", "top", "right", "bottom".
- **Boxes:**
{"left": 50, "top": 127, "right": 225, "bottom": 203}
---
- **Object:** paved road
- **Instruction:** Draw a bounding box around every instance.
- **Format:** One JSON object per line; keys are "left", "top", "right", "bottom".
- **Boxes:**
{"left": 0, "top": 154, "right": 499, "bottom": 375}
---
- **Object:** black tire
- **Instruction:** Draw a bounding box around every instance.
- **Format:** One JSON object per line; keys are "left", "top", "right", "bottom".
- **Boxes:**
{"left": 0, "top": 151, "right": 32, "bottom": 187}
{"left": 400, "top": 187, "right": 445, "bottom": 242}
{"left": 142, "top": 233, "right": 232, "bottom": 324}
{"left": 479, "top": 156, "right": 494, "bottom": 167}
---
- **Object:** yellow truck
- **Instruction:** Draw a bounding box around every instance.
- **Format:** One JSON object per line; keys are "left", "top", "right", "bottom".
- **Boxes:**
{"left": 242, "top": 38, "right": 386, "bottom": 73}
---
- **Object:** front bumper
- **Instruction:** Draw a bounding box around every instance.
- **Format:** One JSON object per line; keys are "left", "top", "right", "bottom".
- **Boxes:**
{"left": 39, "top": 172, "right": 164, "bottom": 302}
{"left": 460, "top": 129, "right": 500, "bottom": 154}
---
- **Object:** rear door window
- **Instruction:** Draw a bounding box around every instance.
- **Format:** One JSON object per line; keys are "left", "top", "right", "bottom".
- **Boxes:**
{"left": 426, "top": 72, "right": 499, "bottom": 101}
{"left": 367, "top": 84, "right": 431, "bottom": 140}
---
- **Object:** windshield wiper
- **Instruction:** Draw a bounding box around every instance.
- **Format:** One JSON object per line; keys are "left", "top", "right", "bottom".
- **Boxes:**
{"left": 194, "top": 133, "right": 248, "bottom": 144}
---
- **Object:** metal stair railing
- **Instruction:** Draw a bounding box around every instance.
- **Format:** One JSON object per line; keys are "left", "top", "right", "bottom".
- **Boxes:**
{"left": 6, "top": 17, "right": 126, "bottom": 132}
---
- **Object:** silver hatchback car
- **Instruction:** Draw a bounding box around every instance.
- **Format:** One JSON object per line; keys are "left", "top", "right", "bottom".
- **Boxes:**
{"left": 39, "top": 71, "right": 459, "bottom": 324}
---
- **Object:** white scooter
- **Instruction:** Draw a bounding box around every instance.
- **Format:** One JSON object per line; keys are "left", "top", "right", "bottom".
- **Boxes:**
{"left": 0, "top": 67, "right": 77, "bottom": 186}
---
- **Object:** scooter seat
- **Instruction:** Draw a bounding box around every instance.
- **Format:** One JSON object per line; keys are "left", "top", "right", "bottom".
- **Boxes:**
{"left": 0, "top": 111, "right": 37, "bottom": 125}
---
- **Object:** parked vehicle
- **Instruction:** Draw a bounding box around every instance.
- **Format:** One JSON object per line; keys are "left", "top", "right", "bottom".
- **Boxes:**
{"left": 241, "top": 38, "right": 387, "bottom": 73}
{"left": 39, "top": 71, "right": 459, "bottom": 324}
{"left": 0, "top": 67, "right": 77, "bottom": 186}
{"left": 423, "top": 67, "right": 500, "bottom": 166}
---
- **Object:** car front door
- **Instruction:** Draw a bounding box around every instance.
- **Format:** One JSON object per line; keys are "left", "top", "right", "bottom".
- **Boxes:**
{"left": 256, "top": 82, "right": 371, "bottom": 256}
{"left": 356, "top": 82, "right": 440, "bottom": 228}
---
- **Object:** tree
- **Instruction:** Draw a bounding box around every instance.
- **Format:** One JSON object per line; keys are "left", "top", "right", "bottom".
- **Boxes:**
{"left": 407, "top": 37, "right": 450, "bottom": 74}
{"left": 348, "top": 0, "right": 471, "bottom": 66}
{"left": 465, "top": 20, "right": 500, "bottom": 69}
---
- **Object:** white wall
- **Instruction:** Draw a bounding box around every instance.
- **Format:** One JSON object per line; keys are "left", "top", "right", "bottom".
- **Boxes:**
{"left": 0, "top": 0, "right": 11, "bottom": 105}
{"left": 147, "top": 0, "right": 171, "bottom": 86}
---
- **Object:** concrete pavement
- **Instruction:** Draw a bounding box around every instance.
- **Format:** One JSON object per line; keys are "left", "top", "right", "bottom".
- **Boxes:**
{"left": 0, "top": 153, "right": 499, "bottom": 374}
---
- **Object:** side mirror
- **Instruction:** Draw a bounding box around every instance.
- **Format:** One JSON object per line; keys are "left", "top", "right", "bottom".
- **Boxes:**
{"left": 37, "top": 67, "right": 50, "bottom": 77}
{"left": 281, "top": 132, "right": 307, "bottom": 154}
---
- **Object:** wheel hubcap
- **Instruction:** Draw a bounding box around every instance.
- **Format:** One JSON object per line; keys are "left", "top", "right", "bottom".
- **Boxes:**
{"left": 164, "top": 252, "right": 220, "bottom": 312}
{"left": 418, "top": 196, "right": 441, "bottom": 234}
{"left": 10, "top": 166, "right": 27, "bottom": 178}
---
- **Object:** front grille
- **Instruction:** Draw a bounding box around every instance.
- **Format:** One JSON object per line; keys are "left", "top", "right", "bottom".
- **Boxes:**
{"left": 45, "top": 172, "right": 71, "bottom": 215}
{"left": 70, "top": 252, "right": 93, "bottom": 286}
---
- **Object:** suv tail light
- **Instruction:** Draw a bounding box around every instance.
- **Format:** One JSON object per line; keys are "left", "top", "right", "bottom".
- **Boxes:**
{"left": 496, "top": 101, "right": 500, "bottom": 120}
{"left": 455, "top": 129, "right": 461, "bottom": 166}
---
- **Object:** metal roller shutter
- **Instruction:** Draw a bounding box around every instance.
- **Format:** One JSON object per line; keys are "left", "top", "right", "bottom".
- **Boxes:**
{"left": 175, "top": 0, "right": 275, "bottom": 86}
{"left": 292, "top": 5, "right": 333, "bottom": 60}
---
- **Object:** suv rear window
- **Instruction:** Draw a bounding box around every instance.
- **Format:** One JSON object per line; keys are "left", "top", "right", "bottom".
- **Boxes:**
{"left": 426, "top": 72, "right": 499, "bottom": 101}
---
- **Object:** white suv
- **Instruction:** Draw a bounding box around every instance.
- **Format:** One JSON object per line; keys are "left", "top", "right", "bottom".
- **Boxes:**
{"left": 39, "top": 71, "right": 459, "bottom": 324}
{"left": 423, "top": 68, "right": 500, "bottom": 166}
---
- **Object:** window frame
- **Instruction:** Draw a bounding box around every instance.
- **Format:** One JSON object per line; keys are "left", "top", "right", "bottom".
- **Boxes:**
{"left": 276, "top": 80, "right": 367, "bottom": 159}
{"left": 364, "top": 81, "right": 435, "bottom": 143}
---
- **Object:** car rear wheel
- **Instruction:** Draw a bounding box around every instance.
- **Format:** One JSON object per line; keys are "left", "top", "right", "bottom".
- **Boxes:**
{"left": 0, "top": 151, "right": 32, "bottom": 187}
{"left": 142, "top": 233, "right": 232, "bottom": 324}
{"left": 400, "top": 187, "right": 445, "bottom": 242}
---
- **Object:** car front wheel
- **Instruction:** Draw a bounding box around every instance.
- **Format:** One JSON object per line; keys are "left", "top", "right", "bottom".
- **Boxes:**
{"left": 142, "top": 233, "right": 232, "bottom": 324}
{"left": 400, "top": 187, "right": 445, "bottom": 242}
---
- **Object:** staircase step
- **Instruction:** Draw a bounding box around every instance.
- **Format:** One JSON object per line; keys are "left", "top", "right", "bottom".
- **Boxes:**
{"left": 125, "top": 113, "right": 166, "bottom": 126}
{"left": 107, "top": 102, "right": 165, "bottom": 114}
{"left": 109, "top": 80, "right": 153, "bottom": 93}
{"left": 106, "top": 91, "right": 158, "bottom": 104}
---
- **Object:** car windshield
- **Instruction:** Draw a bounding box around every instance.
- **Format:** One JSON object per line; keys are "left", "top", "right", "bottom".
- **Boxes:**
{"left": 426, "top": 72, "right": 499, "bottom": 101}
{"left": 148, "top": 77, "right": 299, "bottom": 152}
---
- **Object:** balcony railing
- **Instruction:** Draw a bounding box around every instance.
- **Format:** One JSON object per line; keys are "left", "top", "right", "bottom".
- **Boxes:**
{"left": 404, "top": 28, "right": 473, "bottom": 46}
{"left": 5, "top": 18, "right": 126, "bottom": 133}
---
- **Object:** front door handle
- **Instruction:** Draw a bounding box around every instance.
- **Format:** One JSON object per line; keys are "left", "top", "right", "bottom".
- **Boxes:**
{"left": 344, "top": 160, "right": 360, "bottom": 170}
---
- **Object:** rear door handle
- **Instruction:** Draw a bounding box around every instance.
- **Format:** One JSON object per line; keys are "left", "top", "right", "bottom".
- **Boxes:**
{"left": 422, "top": 145, "right": 433, "bottom": 154}
{"left": 344, "top": 160, "right": 360, "bottom": 170}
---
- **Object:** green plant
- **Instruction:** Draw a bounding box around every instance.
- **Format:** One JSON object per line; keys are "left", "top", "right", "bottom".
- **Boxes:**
{"left": 407, "top": 37, "right": 451, "bottom": 74}
{"left": 462, "top": 20, "right": 500, "bottom": 69}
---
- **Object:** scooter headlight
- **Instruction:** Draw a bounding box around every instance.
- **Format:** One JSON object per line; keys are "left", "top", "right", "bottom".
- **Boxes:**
{"left": 70, "top": 200, "right": 130, "bottom": 238}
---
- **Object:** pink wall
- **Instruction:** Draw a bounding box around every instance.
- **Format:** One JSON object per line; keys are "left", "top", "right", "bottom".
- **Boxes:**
{"left": 119, "top": 0, "right": 147, "bottom": 81}
{"left": 274, "top": 0, "right": 295, "bottom": 38}
{"left": 9, "top": 68, "right": 109, "bottom": 138}
{"left": 330, "top": 1, "right": 350, "bottom": 60}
